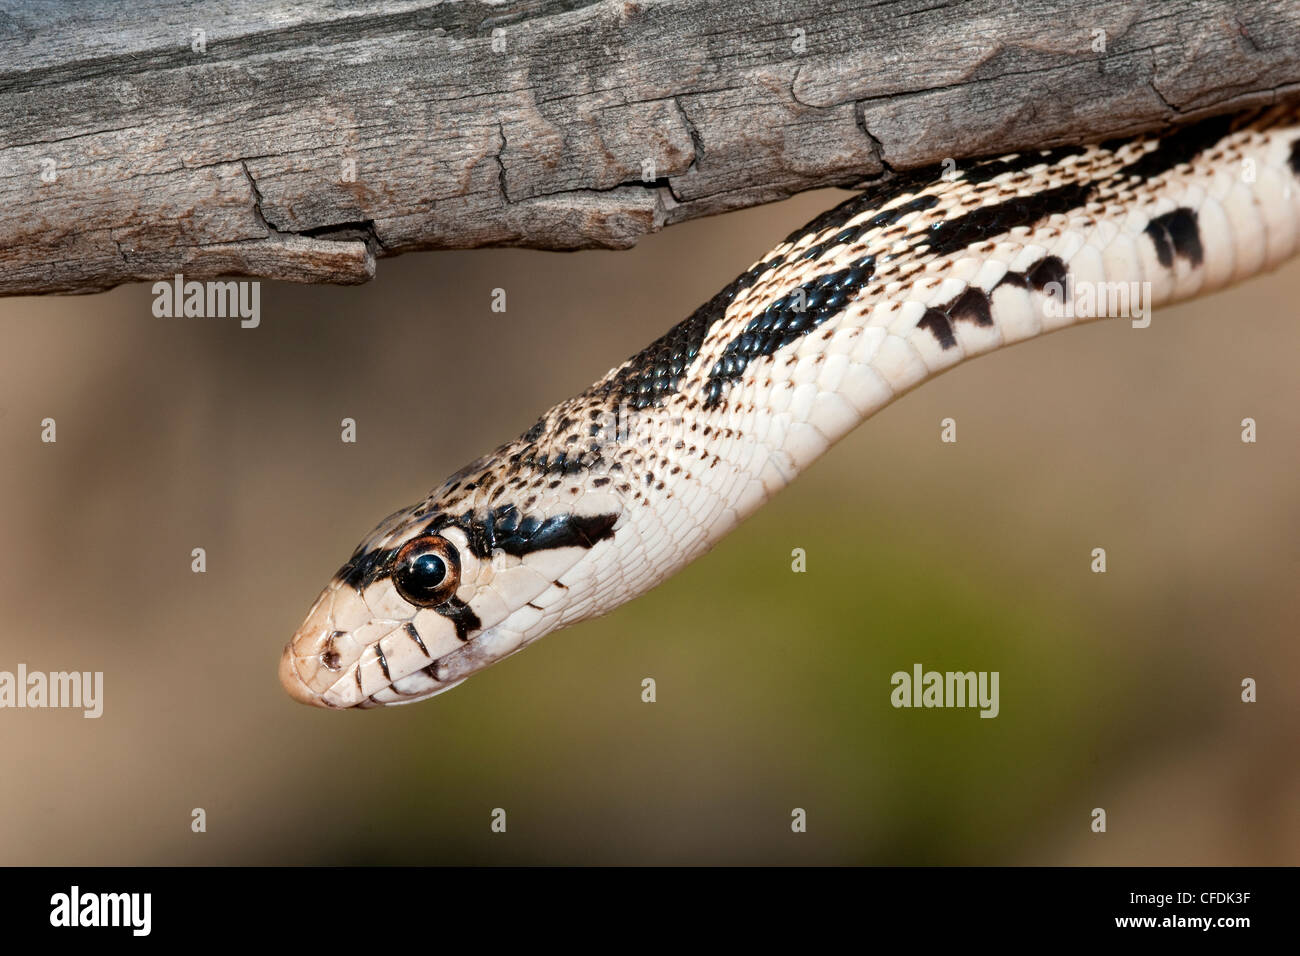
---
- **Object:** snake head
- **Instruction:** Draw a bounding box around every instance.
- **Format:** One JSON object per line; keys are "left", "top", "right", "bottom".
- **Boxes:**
{"left": 279, "top": 492, "right": 622, "bottom": 709}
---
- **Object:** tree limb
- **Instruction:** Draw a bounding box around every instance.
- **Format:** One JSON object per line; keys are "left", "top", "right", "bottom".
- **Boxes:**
{"left": 3, "top": 0, "right": 1298, "bottom": 295}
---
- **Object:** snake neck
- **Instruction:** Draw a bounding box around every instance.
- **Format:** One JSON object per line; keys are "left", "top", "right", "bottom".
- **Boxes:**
{"left": 474, "top": 102, "right": 1300, "bottom": 614}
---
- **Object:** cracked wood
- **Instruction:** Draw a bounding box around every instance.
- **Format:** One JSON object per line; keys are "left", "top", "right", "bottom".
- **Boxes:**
{"left": 2, "top": 0, "right": 1299, "bottom": 296}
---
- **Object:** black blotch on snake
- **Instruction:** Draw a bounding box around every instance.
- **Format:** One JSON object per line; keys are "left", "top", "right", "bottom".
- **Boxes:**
{"left": 1144, "top": 208, "right": 1204, "bottom": 268}
{"left": 918, "top": 309, "right": 957, "bottom": 349}
{"left": 920, "top": 257, "right": 1068, "bottom": 350}
{"left": 948, "top": 288, "right": 994, "bottom": 327}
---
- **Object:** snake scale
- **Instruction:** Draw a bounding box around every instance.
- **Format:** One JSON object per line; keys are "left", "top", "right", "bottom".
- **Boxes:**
{"left": 281, "top": 103, "right": 1300, "bottom": 709}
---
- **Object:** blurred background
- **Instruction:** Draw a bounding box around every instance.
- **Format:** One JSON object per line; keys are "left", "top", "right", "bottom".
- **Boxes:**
{"left": 0, "top": 187, "right": 1296, "bottom": 865}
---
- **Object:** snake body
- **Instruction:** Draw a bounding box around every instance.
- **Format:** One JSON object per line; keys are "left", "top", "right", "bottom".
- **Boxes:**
{"left": 281, "top": 104, "right": 1300, "bottom": 709}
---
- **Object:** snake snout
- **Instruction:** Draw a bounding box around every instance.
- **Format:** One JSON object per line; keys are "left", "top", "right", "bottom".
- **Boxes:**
{"left": 281, "top": 574, "right": 481, "bottom": 708}
{"left": 278, "top": 589, "right": 342, "bottom": 708}
{"left": 279, "top": 638, "right": 328, "bottom": 707}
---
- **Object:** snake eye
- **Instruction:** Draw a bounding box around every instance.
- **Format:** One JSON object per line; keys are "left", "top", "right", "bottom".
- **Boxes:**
{"left": 393, "top": 536, "right": 460, "bottom": 607}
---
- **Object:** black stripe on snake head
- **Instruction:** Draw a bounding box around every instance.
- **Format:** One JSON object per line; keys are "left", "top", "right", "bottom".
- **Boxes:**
{"left": 337, "top": 506, "right": 620, "bottom": 584}
{"left": 432, "top": 508, "right": 619, "bottom": 560}
{"left": 484, "top": 510, "right": 619, "bottom": 558}
{"left": 434, "top": 596, "right": 481, "bottom": 641}
{"left": 338, "top": 545, "right": 398, "bottom": 590}
{"left": 403, "top": 622, "right": 430, "bottom": 657}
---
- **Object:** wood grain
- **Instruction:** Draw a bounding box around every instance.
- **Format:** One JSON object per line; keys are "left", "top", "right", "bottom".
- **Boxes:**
{"left": 2, "top": 0, "right": 1297, "bottom": 295}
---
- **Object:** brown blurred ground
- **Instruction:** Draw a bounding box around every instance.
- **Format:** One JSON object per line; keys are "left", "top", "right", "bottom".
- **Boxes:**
{"left": 0, "top": 188, "right": 1296, "bottom": 865}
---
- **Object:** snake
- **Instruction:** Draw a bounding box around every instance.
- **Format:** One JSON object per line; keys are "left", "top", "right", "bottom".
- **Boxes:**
{"left": 280, "top": 103, "right": 1300, "bottom": 709}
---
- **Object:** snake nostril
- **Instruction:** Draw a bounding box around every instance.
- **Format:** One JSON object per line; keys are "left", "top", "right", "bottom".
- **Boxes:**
{"left": 320, "top": 630, "right": 346, "bottom": 670}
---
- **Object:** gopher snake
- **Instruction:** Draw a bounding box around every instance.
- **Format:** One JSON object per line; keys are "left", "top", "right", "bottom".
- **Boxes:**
{"left": 281, "top": 104, "right": 1300, "bottom": 709}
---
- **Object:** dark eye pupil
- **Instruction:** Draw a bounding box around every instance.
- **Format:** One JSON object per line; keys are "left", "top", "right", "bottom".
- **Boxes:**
{"left": 408, "top": 553, "right": 446, "bottom": 590}
{"left": 392, "top": 536, "right": 459, "bottom": 607}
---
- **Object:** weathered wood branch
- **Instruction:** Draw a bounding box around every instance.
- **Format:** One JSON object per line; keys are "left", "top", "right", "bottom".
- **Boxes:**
{"left": 2, "top": 0, "right": 1298, "bottom": 296}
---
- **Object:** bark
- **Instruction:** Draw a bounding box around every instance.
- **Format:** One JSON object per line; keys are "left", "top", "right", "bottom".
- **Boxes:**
{"left": 2, "top": 0, "right": 1297, "bottom": 295}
